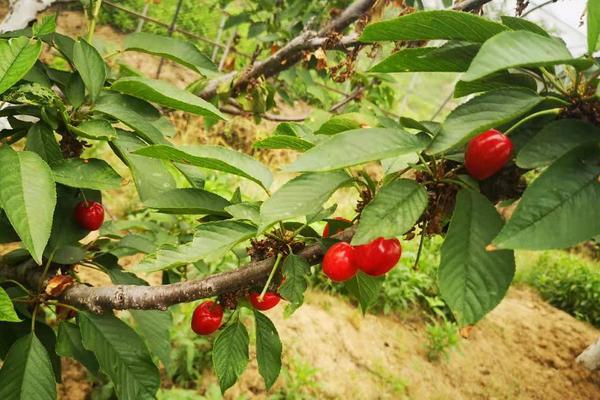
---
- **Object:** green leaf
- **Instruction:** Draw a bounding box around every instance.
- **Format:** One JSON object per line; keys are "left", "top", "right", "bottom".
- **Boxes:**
{"left": 438, "top": 190, "right": 515, "bottom": 325}
{"left": 493, "top": 144, "right": 600, "bottom": 249}
{"left": 0, "top": 147, "right": 56, "bottom": 264}
{"left": 32, "top": 15, "right": 57, "bottom": 37}
{"left": 314, "top": 113, "right": 377, "bottom": 135}
{"left": 56, "top": 321, "right": 100, "bottom": 375}
{"left": 500, "top": 16, "right": 549, "bottom": 37}
{"left": 64, "top": 73, "right": 85, "bottom": 108}
{"left": 96, "top": 92, "right": 169, "bottom": 145}
{"left": 130, "top": 310, "right": 172, "bottom": 373}
{"left": 69, "top": 119, "right": 117, "bottom": 141}
{"left": 517, "top": 119, "right": 600, "bottom": 168}
{"left": 589, "top": 0, "right": 600, "bottom": 54}
{"left": 352, "top": 179, "right": 427, "bottom": 245}
{"left": 360, "top": 10, "right": 507, "bottom": 43}
{"left": 259, "top": 171, "right": 350, "bottom": 231}
{"left": 124, "top": 32, "right": 216, "bottom": 75}
{"left": 279, "top": 254, "right": 310, "bottom": 314}
{"left": 345, "top": 271, "right": 384, "bottom": 314}
{"left": 0, "top": 333, "right": 56, "bottom": 400}
{"left": 144, "top": 188, "right": 230, "bottom": 215}
{"left": 0, "top": 287, "right": 20, "bottom": 322}
{"left": 111, "top": 76, "right": 225, "bottom": 120}
{"left": 134, "top": 221, "right": 256, "bottom": 272}
{"left": 72, "top": 39, "right": 106, "bottom": 102}
{"left": 51, "top": 158, "right": 122, "bottom": 190}
{"left": 285, "top": 128, "right": 428, "bottom": 172}
{"left": 225, "top": 202, "right": 261, "bottom": 224}
{"left": 212, "top": 320, "right": 249, "bottom": 393}
{"left": 453, "top": 72, "right": 538, "bottom": 98}
{"left": 133, "top": 144, "right": 273, "bottom": 190}
{"left": 463, "top": 31, "right": 589, "bottom": 82}
{"left": 254, "top": 311, "right": 282, "bottom": 390}
{"left": 253, "top": 135, "right": 314, "bottom": 151}
{"left": 79, "top": 312, "right": 160, "bottom": 400}
{"left": 110, "top": 130, "right": 176, "bottom": 202}
{"left": 49, "top": 244, "right": 86, "bottom": 264}
{"left": 427, "top": 88, "right": 543, "bottom": 154}
{"left": 25, "top": 123, "right": 63, "bottom": 164}
{"left": 0, "top": 37, "right": 42, "bottom": 96}
{"left": 370, "top": 42, "right": 479, "bottom": 73}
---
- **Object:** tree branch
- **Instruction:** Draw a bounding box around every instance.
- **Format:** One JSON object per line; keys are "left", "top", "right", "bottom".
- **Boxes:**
{"left": 0, "top": 228, "right": 356, "bottom": 313}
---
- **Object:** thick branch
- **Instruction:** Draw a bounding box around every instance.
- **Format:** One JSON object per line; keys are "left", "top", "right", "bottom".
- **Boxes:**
{"left": 0, "top": 228, "right": 356, "bottom": 313}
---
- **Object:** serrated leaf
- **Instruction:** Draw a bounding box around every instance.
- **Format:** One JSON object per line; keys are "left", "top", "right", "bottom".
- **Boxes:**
{"left": 500, "top": 16, "right": 549, "bottom": 37}
{"left": 589, "top": 0, "right": 600, "bottom": 54}
{"left": 65, "top": 73, "right": 85, "bottom": 108}
{"left": 0, "top": 333, "right": 56, "bottom": 400}
{"left": 493, "top": 144, "right": 600, "bottom": 249}
{"left": 72, "top": 39, "right": 106, "bottom": 102}
{"left": 0, "top": 37, "right": 42, "bottom": 96}
{"left": 360, "top": 10, "right": 507, "bottom": 43}
{"left": 284, "top": 128, "right": 428, "bottom": 172}
{"left": 124, "top": 32, "right": 216, "bottom": 75}
{"left": 129, "top": 310, "right": 172, "bottom": 373}
{"left": 0, "top": 287, "right": 20, "bottom": 322}
{"left": 438, "top": 190, "right": 515, "bottom": 325}
{"left": 279, "top": 254, "right": 309, "bottom": 314}
{"left": 370, "top": 42, "right": 479, "bottom": 73}
{"left": 79, "top": 312, "right": 160, "bottom": 400}
{"left": 110, "top": 130, "right": 176, "bottom": 202}
{"left": 0, "top": 147, "right": 56, "bottom": 264}
{"left": 516, "top": 119, "right": 600, "bottom": 169}
{"left": 51, "top": 158, "right": 122, "bottom": 190}
{"left": 25, "top": 123, "right": 63, "bottom": 164}
{"left": 345, "top": 271, "right": 384, "bottom": 314}
{"left": 69, "top": 119, "right": 116, "bottom": 141}
{"left": 427, "top": 88, "right": 543, "bottom": 154}
{"left": 111, "top": 76, "right": 225, "bottom": 120}
{"left": 314, "top": 113, "right": 377, "bottom": 135}
{"left": 259, "top": 171, "right": 350, "bottom": 231}
{"left": 463, "top": 31, "right": 590, "bottom": 82}
{"left": 96, "top": 92, "right": 169, "bottom": 145}
{"left": 352, "top": 179, "right": 427, "bottom": 245}
{"left": 56, "top": 321, "right": 99, "bottom": 375}
{"left": 253, "top": 135, "right": 314, "bottom": 151}
{"left": 453, "top": 71, "right": 538, "bottom": 98}
{"left": 133, "top": 144, "right": 273, "bottom": 190}
{"left": 254, "top": 311, "right": 282, "bottom": 389}
{"left": 134, "top": 221, "right": 256, "bottom": 272}
{"left": 144, "top": 188, "right": 230, "bottom": 215}
{"left": 212, "top": 320, "right": 249, "bottom": 393}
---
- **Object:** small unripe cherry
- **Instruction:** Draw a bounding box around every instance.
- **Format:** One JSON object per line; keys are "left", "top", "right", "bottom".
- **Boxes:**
{"left": 322, "top": 242, "right": 358, "bottom": 282}
{"left": 464, "top": 129, "right": 513, "bottom": 180}
{"left": 56, "top": 305, "right": 77, "bottom": 320}
{"left": 191, "top": 300, "right": 223, "bottom": 335}
{"left": 323, "top": 217, "right": 352, "bottom": 238}
{"left": 75, "top": 201, "right": 105, "bottom": 231}
{"left": 355, "top": 237, "right": 401, "bottom": 276}
{"left": 249, "top": 292, "right": 281, "bottom": 311}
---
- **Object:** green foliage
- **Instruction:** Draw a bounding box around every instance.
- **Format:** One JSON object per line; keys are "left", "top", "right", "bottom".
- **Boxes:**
{"left": 424, "top": 320, "right": 460, "bottom": 362}
{"left": 518, "top": 252, "right": 600, "bottom": 328}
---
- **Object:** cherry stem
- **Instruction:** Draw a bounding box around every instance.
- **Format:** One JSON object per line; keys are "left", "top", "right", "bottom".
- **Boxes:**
{"left": 259, "top": 253, "right": 283, "bottom": 301}
{"left": 413, "top": 221, "right": 428, "bottom": 270}
{"left": 504, "top": 108, "right": 561, "bottom": 136}
{"left": 80, "top": 189, "right": 89, "bottom": 206}
{"left": 540, "top": 67, "right": 570, "bottom": 96}
{"left": 0, "top": 279, "right": 32, "bottom": 295}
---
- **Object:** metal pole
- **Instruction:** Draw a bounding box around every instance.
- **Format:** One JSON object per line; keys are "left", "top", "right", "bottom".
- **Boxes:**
{"left": 155, "top": 0, "right": 184, "bottom": 78}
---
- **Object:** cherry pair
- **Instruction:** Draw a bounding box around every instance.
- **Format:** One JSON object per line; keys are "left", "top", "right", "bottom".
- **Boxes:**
{"left": 322, "top": 237, "right": 402, "bottom": 282}
{"left": 191, "top": 292, "right": 281, "bottom": 335}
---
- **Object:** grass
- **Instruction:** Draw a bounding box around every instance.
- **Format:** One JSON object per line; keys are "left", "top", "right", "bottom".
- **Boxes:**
{"left": 516, "top": 250, "right": 600, "bottom": 328}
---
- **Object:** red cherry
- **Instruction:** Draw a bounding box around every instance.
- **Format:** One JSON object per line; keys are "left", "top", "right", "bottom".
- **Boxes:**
{"left": 75, "top": 201, "right": 105, "bottom": 231}
{"left": 322, "top": 242, "right": 358, "bottom": 282}
{"left": 323, "top": 217, "right": 351, "bottom": 238}
{"left": 355, "top": 237, "right": 401, "bottom": 276}
{"left": 191, "top": 300, "right": 223, "bottom": 335}
{"left": 249, "top": 292, "right": 281, "bottom": 311}
{"left": 464, "top": 129, "right": 513, "bottom": 181}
